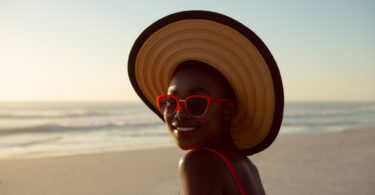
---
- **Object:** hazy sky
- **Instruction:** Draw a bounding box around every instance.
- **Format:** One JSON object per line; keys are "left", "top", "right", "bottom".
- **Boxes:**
{"left": 1, "top": 0, "right": 374, "bottom": 102}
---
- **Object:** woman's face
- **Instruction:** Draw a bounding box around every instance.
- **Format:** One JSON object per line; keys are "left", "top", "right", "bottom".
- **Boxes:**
{"left": 164, "top": 66, "right": 233, "bottom": 150}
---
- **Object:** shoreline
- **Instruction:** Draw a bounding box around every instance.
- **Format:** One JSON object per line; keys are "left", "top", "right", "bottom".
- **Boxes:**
{"left": 0, "top": 140, "right": 175, "bottom": 161}
{"left": 1, "top": 125, "right": 372, "bottom": 161}
{"left": 0, "top": 127, "right": 374, "bottom": 194}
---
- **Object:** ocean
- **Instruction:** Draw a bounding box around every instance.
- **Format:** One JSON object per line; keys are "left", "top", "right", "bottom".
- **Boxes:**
{"left": 0, "top": 101, "right": 374, "bottom": 159}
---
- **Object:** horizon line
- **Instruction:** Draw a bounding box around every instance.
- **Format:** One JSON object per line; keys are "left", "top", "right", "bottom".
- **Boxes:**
{"left": 0, "top": 100, "right": 374, "bottom": 103}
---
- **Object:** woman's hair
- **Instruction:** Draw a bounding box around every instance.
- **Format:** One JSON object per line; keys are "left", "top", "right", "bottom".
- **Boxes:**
{"left": 173, "top": 60, "right": 236, "bottom": 101}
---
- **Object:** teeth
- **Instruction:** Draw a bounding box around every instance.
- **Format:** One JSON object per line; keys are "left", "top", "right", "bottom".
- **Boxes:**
{"left": 176, "top": 127, "right": 196, "bottom": 132}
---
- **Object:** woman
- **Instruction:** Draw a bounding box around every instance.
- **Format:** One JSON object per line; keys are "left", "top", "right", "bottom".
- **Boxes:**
{"left": 128, "top": 11, "right": 284, "bottom": 195}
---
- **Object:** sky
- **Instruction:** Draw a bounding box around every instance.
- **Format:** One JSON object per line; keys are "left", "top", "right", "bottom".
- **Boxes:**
{"left": 0, "top": 0, "right": 374, "bottom": 102}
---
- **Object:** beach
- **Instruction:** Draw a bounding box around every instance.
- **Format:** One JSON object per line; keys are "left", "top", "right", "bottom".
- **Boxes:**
{"left": 0, "top": 127, "right": 374, "bottom": 195}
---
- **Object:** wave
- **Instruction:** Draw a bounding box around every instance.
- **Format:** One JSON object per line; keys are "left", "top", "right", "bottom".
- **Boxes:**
{"left": 0, "top": 120, "right": 164, "bottom": 136}
{"left": 281, "top": 120, "right": 358, "bottom": 127}
{"left": 2, "top": 137, "right": 62, "bottom": 147}
{"left": 0, "top": 110, "right": 104, "bottom": 119}
{"left": 285, "top": 105, "right": 375, "bottom": 119}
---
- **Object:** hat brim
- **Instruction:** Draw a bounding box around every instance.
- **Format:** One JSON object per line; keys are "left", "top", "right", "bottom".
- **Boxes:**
{"left": 128, "top": 10, "right": 284, "bottom": 155}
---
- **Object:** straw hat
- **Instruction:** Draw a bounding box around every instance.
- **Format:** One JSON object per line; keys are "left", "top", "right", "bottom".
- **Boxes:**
{"left": 128, "top": 10, "right": 284, "bottom": 155}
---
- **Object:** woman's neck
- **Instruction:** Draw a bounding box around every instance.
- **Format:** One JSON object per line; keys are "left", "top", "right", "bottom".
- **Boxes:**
{"left": 210, "top": 134, "right": 245, "bottom": 160}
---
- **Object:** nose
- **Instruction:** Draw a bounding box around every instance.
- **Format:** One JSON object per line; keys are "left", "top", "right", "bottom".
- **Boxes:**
{"left": 175, "top": 100, "right": 190, "bottom": 120}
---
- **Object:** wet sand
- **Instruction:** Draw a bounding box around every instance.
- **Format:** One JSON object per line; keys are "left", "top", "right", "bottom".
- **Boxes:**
{"left": 0, "top": 127, "right": 374, "bottom": 195}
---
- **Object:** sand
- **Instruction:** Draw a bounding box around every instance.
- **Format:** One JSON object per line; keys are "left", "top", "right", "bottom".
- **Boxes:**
{"left": 0, "top": 127, "right": 374, "bottom": 195}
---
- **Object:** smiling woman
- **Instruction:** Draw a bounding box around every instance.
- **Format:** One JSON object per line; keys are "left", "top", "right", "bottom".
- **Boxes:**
{"left": 128, "top": 10, "right": 284, "bottom": 194}
{"left": 165, "top": 62, "right": 262, "bottom": 194}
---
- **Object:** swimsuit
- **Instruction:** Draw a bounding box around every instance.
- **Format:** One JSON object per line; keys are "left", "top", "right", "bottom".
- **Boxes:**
{"left": 200, "top": 147, "right": 246, "bottom": 195}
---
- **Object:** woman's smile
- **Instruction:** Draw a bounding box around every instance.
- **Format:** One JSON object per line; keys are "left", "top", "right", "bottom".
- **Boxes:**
{"left": 172, "top": 122, "right": 200, "bottom": 137}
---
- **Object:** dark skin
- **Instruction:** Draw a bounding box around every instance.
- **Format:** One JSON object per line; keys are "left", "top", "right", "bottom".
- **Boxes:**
{"left": 165, "top": 64, "right": 265, "bottom": 195}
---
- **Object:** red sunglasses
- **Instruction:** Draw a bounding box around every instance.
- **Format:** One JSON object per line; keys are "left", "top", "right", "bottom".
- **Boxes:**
{"left": 156, "top": 95, "right": 232, "bottom": 117}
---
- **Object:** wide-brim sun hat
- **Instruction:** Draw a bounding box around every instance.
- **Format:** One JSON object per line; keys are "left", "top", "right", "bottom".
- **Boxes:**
{"left": 128, "top": 10, "right": 284, "bottom": 155}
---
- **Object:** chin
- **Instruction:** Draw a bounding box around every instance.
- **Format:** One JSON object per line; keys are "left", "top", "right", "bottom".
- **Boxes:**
{"left": 173, "top": 139, "right": 199, "bottom": 150}
{"left": 179, "top": 144, "right": 199, "bottom": 150}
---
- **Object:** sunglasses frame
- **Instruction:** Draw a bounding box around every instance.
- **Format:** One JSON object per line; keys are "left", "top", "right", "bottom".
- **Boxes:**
{"left": 156, "top": 94, "right": 232, "bottom": 117}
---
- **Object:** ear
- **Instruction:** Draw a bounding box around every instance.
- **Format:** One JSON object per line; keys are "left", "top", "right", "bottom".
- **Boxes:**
{"left": 223, "top": 102, "right": 236, "bottom": 121}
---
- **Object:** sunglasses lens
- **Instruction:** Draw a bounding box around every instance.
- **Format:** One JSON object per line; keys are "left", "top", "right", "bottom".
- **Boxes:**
{"left": 158, "top": 96, "right": 177, "bottom": 116}
{"left": 186, "top": 97, "right": 208, "bottom": 116}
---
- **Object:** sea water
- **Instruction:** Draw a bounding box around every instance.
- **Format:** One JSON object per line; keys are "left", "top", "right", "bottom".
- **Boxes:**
{"left": 0, "top": 101, "right": 374, "bottom": 159}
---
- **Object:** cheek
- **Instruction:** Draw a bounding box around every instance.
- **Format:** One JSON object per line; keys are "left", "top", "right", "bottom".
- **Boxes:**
{"left": 203, "top": 120, "right": 222, "bottom": 134}
{"left": 202, "top": 112, "right": 227, "bottom": 134}
{"left": 164, "top": 115, "right": 174, "bottom": 131}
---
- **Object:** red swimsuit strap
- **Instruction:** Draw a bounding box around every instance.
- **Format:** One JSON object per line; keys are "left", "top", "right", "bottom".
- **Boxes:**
{"left": 199, "top": 147, "right": 246, "bottom": 195}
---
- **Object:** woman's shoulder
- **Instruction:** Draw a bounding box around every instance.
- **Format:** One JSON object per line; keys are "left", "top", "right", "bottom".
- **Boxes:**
{"left": 178, "top": 149, "right": 233, "bottom": 194}
{"left": 179, "top": 149, "right": 266, "bottom": 195}
{"left": 179, "top": 149, "right": 230, "bottom": 178}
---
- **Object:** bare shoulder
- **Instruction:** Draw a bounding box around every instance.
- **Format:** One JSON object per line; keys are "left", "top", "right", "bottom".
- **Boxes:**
{"left": 178, "top": 150, "right": 266, "bottom": 195}
{"left": 178, "top": 149, "right": 229, "bottom": 194}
